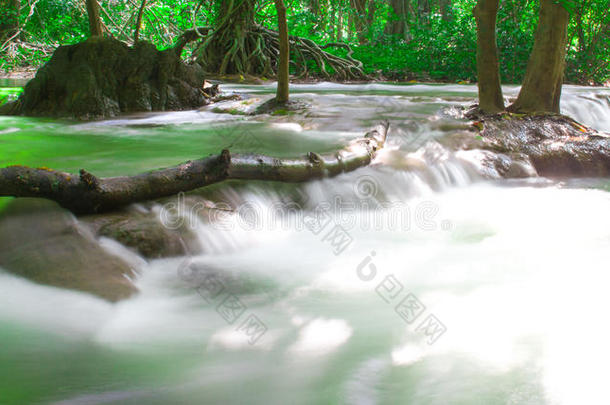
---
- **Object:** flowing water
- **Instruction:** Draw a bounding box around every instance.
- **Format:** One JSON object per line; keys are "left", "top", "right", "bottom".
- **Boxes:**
{"left": 1, "top": 82, "right": 610, "bottom": 405}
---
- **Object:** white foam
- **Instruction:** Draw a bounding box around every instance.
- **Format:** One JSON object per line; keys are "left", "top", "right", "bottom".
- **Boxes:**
{"left": 288, "top": 318, "right": 353, "bottom": 356}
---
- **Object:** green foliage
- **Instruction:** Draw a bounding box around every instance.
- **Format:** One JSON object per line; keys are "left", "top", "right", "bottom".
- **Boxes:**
{"left": 0, "top": 87, "right": 23, "bottom": 106}
{"left": 0, "top": 0, "right": 607, "bottom": 85}
{"left": 564, "top": 0, "right": 610, "bottom": 84}
{"left": 496, "top": 0, "right": 537, "bottom": 83}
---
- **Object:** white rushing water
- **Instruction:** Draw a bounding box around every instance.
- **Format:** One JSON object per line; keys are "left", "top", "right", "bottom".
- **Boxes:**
{"left": 0, "top": 82, "right": 609, "bottom": 404}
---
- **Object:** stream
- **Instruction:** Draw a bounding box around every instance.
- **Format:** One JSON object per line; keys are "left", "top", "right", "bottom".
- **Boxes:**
{"left": 1, "top": 82, "right": 610, "bottom": 405}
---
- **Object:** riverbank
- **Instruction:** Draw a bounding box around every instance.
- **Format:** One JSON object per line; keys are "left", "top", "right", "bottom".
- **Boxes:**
{"left": 3, "top": 67, "right": 608, "bottom": 87}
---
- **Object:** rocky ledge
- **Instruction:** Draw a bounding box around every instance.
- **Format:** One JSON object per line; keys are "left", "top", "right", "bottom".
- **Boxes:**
{"left": 443, "top": 112, "right": 610, "bottom": 179}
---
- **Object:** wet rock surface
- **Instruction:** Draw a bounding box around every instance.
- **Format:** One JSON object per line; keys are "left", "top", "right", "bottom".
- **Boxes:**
{"left": 0, "top": 198, "right": 137, "bottom": 302}
{"left": 447, "top": 112, "right": 610, "bottom": 178}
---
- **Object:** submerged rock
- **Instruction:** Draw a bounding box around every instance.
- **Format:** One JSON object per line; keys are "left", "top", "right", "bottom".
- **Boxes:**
{"left": 0, "top": 37, "right": 210, "bottom": 119}
{"left": 0, "top": 198, "right": 137, "bottom": 302}
{"left": 81, "top": 208, "right": 200, "bottom": 259}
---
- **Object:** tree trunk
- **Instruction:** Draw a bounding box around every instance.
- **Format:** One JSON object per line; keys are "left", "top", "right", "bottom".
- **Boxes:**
{"left": 474, "top": 0, "right": 504, "bottom": 113}
{"left": 274, "top": 0, "right": 290, "bottom": 104}
{"left": 196, "top": 0, "right": 256, "bottom": 74}
{"left": 384, "top": 0, "right": 410, "bottom": 41}
{"left": 0, "top": 0, "right": 20, "bottom": 40}
{"left": 350, "top": 0, "right": 368, "bottom": 44}
{"left": 0, "top": 123, "right": 389, "bottom": 214}
{"left": 336, "top": 8, "right": 343, "bottom": 42}
{"left": 133, "top": 0, "right": 148, "bottom": 43}
{"left": 193, "top": 0, "right": 367, "bottom": 80}
{"left": 508, "top": 0, "right": 569, "bottom": 114}
{"left": 309, "top": 0, "right": 321, "bottom": 34}
{"left": 367, "top": 0, "right": 376, "bottom": 29}
{"left": 86, "top": 0, "right": 103, "bottom": 37}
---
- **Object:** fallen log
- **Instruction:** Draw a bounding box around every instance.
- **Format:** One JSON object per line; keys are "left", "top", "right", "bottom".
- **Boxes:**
{"left": 230, "top": 122, "right": 387, "bottom": 181}
{"left": 0, "top": 151, "right": 232, "bottom": 214}
{"left": 0, "top": 122, "right": 389, "bottom": 214}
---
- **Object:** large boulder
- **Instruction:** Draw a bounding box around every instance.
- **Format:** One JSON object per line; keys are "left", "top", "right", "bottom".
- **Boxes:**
{"left": 0, "top": 198, "right": 137, "bottom": 301}
{"left": 0, "top": 37, "right": 210, "bottom": 119}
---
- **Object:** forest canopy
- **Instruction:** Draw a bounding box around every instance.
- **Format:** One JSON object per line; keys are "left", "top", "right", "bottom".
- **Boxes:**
{"left": 0, "top": 0, "right": 608, "bottom": 85}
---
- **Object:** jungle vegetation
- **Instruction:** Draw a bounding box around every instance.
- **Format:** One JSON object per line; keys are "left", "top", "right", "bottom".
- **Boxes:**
{"left": 0, "top": 0, "right": 607, "bottom": 86}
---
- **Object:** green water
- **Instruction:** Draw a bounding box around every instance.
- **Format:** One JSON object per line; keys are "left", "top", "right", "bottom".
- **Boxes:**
{"left": 0, "top": 87, "right": 22, "bottom": 105}
{"left": 0, "top": 321, "right": 199, "bottom": 404}
{"left": 0, "top": 116, "right": 348, "bottom": 176}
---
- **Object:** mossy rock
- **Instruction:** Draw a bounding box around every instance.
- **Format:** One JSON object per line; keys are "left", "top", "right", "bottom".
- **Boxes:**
{"left": 0, "top": 37, "right": 209, "bottom": 119}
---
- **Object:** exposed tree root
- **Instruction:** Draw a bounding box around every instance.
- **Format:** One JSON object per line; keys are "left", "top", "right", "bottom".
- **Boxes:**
{"left": 195, "top": 25, "right": 368, "bottom": 81}
{"left": 0, "top": 123, "right": 388, "bottom": 214}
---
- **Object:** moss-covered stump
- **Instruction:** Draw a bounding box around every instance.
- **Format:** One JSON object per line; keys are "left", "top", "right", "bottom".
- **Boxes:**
{"left": 0, "top": 37, "right": 211, "bottom": 119}
{"left": 452, "top": 113, "right": 610, "bottom": 178}
{"left": 0, "top": 198, "right": 137, "bottom": 301}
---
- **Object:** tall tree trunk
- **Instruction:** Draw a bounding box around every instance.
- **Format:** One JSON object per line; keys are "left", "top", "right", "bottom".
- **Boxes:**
{"left": 508, "top": 0, "right": 569, "bottom": 113}
{"left": 384, "top": 0, "right": 410, "bottom": 41}
{"left": 336, "top": 10, "right": 343, "bottom": 42}
{"left": 308, "top": 0, "right": 320, "bottom": 35}
{"left": 0, "top": 0, "right": 20, "bottom": 41}
{"left": 474, "top": 0, "right": 504, "bottom": 113}
{"left": 350, "top": 0, "right": 368, "bottom": 44}
{"left": 86, "top": 0, "right": 103, "bottom": 37}
{"left": 274, "top": 0, "right": 289, "bottom": 104}
{"left": 367, "top": 0, "right": 376, "bottom": 28}
{"left": 133, "top": 0, "right": 148, "bottom": 43}
{"left": 196, "top": 0, "right": 257, "bottom": 74}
